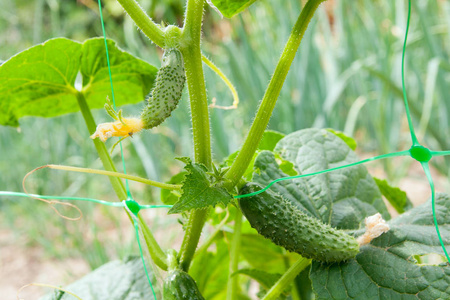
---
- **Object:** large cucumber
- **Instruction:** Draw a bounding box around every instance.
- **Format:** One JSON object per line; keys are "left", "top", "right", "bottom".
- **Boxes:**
{"left": 239, "top": 183, "right": 360, "bottom": 262}
{"left": 141, "top": 48, "right": 185, "bottom": 129}
{"left": 163, "top": 269, "right": 205, "bottom": 300}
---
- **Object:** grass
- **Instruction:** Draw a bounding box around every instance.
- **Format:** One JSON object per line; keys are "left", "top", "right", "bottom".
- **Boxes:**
{"left": 0, "top": 0, "right": 449, "bottom": 287}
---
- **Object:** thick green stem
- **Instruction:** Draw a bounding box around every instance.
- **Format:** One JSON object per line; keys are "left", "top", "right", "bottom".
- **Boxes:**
{"left": 116, "top": 0, "right": 165, "bottom": 48}
{"left": 179, "top": 209, "right": 210, "bottom": 271}
{"left": 76, "top": 92, "right": 168, "bottom": 270}
{"left": 262, "top": 258, "right": 312, "bottom": 300}
{"left": 177, "top": 0, "right": 212, "bottom": 272}
{"left": 225, "top": 0, "right": 325, "bottom": 186}
{"left": 180, "top": 0, "right": 211, "bottom": 167}
{"left": 226, "top": 209, "right": 242, "bottom": 300}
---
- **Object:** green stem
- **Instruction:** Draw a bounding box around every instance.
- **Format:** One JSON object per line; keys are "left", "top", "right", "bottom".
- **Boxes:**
{"left": 178, "top": 0, "right": 212, "bottom": 272}
{"left": 76, "top": 92, "right": 168, "bottom": 270}
{"left": 180, "top": 1, "right": 211, "bottom": 167}
{"left": 49, "top": 164, "right": 181, "bottom": 190}
{"left": 179, "top": 209, "right": 210, "bottom": 271}
{"left": 138, "top": 214, "right": 168, "bottom": 270}
{"left": 76, "top": 92, "right": 127, "bottom": 200}
{"left": 262, "top": 258, "right": 312, "bottom": 300}
{"left": 225, "top": 0, "right": 325, "bottom": 186}
{"left": 226, "top": 209, "right": 242, "bottom": 300}
{"left": 116, "top": 0, "right": 165, "bottom": 48}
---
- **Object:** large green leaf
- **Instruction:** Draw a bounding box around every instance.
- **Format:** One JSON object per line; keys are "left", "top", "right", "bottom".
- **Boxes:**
{"left": 41, "top": 257, "right": 155, "bottom": 300}
{"left": 210, "top": 0, "right": 258, "bottom": 18}
{"left": 80, "top": 38, "right": 157, "bottom": 109}
{"left": 310, "top": 193, "right": 450, "bottom": 299}
{"left": 0, "top": 38, "right": 157, "bottom": 127}
{"left": 252, "top": 128, "right": 390, "bottom": 230}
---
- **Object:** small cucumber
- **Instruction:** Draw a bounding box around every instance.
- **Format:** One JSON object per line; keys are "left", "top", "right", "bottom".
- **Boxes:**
{"left": 239, "top": 183, "right": 359, "bottom": 262}
{"left": 163, "top": 269, "right": 205, "bottom": 300}
{"left": 141, "top": 48, "right": 185, "bottom": 129}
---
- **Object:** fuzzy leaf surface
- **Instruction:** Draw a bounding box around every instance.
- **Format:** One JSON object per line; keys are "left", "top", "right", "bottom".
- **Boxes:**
{"left": 169, "top": 158, "right": 233, "bottom": 213}
{"left": 310, "top": 193, "right": 450, "bottom": 299}
{"left": 210, "top": 0, "right": 258, "bottom": 18}
{"left": 253, "top": 128, "right": 390, "bottom": 230}
{"left": 0, "top": 38, "right": 157, "bottom": 126}
{"left": 40, "top": 257, "right": 154, "bottom": 300}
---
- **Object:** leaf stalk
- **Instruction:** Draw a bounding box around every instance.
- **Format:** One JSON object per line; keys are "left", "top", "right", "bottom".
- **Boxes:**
{"left": 225, "top": 0, "right": 325, "bottom": 186}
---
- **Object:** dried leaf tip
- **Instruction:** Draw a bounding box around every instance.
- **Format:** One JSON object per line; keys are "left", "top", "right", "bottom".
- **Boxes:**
{"left": 90, "top": 118, "right": 144, "bottom": 142}
{"left": 357, "top": 213, "right": 390, "bottom": 246}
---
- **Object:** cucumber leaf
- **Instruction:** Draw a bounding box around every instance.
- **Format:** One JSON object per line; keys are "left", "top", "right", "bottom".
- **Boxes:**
{"left": 0, "top": 38, "right": 157, "bottom": 127}
{"left": 258, "top": 130, "right": 285, "bottom": 151}
{"left": 169, "top": 158, "right": 233, "bottom": 214}
{"left": 326, "top": 128, "right": 357, "bottom": 150}
{"left": 210, "top": 0, "right": 258, "bottom": 18}
{"left": 374, "top": 177, "right": 413, "bottom": 213}
{"left": 310, "top": 193, "right": 450, "bottom": 299}
{"left": 40, "top": 257, "right": 155, "bottom": 300}
{"left": 80, "top": 38, "right": 157, "bottom": 110}
{"left": 252, "top": 128, "right": 390, "bottom": 230}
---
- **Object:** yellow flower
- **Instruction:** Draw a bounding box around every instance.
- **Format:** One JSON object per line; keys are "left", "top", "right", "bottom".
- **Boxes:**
{"left": 90, "top": 117, "right": 144, "bottom": 142}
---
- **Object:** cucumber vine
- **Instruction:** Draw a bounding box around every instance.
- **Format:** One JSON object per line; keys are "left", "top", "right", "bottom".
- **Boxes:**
{"left": 2, "top": 0, "right": 449, "bottom": 299}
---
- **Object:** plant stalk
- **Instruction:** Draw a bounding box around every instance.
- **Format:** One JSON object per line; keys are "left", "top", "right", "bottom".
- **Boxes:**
{"left": 76, "top": 92, "right": 168, "bottom": 270}
{"left": 262, "top": 258, "right": 312, "bottom": 300}
{"left": 48, "top": 164, "right": 181, "bottom": 190}
{"left": 138, "top": 214, "right": 168, "bottom": 270}
{"left": 225, "top": 0, "right": 325, "bottom": 186}
{"left": 226, "top": 209, "right": 243, "bottom": 300}
{"left": 76, "top": 92, "right": 127, "bottom": 200}
{"left": 116, "top": 0, "right": 165, "bottom": 48}
{"left": 177, "top": 0, "right": 212, "bottom": 272}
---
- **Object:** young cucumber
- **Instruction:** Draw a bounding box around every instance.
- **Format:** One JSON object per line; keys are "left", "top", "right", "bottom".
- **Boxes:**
{"left": 239, "top": 183, "right": 359, "bottom": 262}
{"left": 141, "top": 48, "right": 185, "bottom": 129}
{"left": 163, "top": 269, "right": 205, "bottom": 300}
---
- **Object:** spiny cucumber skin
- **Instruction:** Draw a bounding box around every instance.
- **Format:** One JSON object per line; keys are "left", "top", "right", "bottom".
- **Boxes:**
{"left": 239, "top": 183, "right": 360, "bottom": 263}
{"left": 163, "top": 269, "right": 205, "bottom": 300}
{"left": 141, "top": 48, "right": 185, "bottom": 129}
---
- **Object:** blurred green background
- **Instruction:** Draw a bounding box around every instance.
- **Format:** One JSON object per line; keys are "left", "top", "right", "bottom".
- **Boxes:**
{"left": 0, "top": 0, "right": 449, "bottom": 294}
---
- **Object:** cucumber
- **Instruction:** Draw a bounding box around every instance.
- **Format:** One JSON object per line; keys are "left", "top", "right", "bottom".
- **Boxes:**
{"left": 163, "top": 269, "right": 205, "bottom": 300}
{"left": 141, "top": 48, "right": 185, "bottom": 129}
{"left": 239, "top": 183, "right": 359, "bottom": 262}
